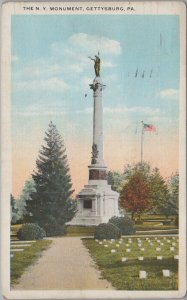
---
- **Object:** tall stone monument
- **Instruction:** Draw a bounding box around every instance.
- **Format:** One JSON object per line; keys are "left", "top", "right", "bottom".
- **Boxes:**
{"left": 70, "top": 54, "right": 120, "bottom": 226}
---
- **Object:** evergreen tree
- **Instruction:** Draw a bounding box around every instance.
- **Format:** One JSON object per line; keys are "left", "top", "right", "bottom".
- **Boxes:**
{"left": 26, "top": 122, "right": 76, "bottom": 236}
{"left": 149, "top": 168, "right": 170, "bottom": 214}
{"left": 10, "top": 194, "right": 18, "bottom": 224}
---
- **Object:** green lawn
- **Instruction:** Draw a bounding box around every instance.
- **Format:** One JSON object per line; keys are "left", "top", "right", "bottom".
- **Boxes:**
{"left": 83, "top": 236, "right": 178, "bottom": 290}
{"left": 11, "top": 239, "right": 52, "bottom": 285}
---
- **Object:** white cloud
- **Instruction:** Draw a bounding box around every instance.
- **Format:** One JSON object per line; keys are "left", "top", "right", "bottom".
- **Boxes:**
{"left": 159, "top": 89, "right": 179, "bottom": 100}
{"left": 103, "top": 106, "right": 160, "bottom": 115}
{"left": 14, "top": 78, "right": 69, "bottom": 92}
{"left": 68, "top": 33, "right": 121, "bottom": 55}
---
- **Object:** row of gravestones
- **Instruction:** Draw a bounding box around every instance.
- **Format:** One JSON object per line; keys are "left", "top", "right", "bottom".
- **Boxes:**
{"left": 139, "top": 270, "right": 172, "bottom": 279}
{"left": 10, "top": 240, "right": 36, "bottom": 258}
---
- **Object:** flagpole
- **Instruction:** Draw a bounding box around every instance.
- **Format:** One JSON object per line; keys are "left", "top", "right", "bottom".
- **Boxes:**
{"left": 141, "top": 121, "right": 144, "bottom": 164}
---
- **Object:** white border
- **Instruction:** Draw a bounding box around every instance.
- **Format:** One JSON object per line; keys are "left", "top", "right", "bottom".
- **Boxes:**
{"left": 1, "top": 1, "right": 186, "bottom": 299}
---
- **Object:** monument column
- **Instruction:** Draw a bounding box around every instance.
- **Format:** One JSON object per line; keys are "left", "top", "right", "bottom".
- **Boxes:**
{"left": 89, "top": 78, "right": 107, "bottom": 182}
{"left": 69, "top": 53, "right": 120, "bottom": 226}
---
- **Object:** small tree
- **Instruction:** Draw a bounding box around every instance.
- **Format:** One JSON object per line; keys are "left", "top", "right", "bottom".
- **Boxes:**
{"left": 107, "top": 171, "right": 126, "bottom": 193}
{"left": 26, "top": 122, "right": 76, "bottom": 236}
{"left": 10, "top": 194, "right": 18, "bottom": 224}
{"left": 120, "top": 171, "right": 150, "bottom": 219}
{"left": 17, "top": 178, "right": 36, "bottom": 222}
{"left": 149, "top": 168, "right": 170, "bottom": 215}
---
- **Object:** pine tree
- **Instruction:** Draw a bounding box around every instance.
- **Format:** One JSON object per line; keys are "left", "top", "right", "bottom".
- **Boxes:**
{"left": 26, "top": 122, "right": 76, "bottom": 236}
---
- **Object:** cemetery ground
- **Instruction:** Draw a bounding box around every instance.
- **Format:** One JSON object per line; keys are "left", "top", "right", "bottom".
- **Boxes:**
{"left": 83, "top": 235, "right": 178, "bottom": 290}
{"left": 11, "top": 215, "right": 178, "bottom": 290}
{"left": 11, "top": 239, "right": 52, "bottom": 284}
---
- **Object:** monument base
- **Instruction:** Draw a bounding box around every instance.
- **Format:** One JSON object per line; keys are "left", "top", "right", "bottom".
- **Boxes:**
{"left": 69, "top": 180, "right": 120, "bottom": 226}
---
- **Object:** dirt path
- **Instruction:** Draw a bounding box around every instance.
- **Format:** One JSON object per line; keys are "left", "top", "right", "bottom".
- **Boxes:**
{"left": 13, "top": 237, "right": 114, "bottom": 290}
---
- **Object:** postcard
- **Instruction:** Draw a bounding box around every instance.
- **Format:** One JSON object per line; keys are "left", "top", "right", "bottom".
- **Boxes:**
{"left": 1, "top": 1, "right": 186, "bottom": 299}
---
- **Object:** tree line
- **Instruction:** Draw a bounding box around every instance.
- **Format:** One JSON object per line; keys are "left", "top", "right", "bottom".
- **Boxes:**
{"left": 11, "top": 122, "right": 179, "bottom": 235}
{"left": 108, "top": 163, "right": 179, "bottom": 221}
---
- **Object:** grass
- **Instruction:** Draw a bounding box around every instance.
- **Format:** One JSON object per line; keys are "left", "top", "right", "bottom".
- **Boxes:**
{"left": 11, "top": 239, "right": 52, "bottom": 285}
{"left": 66, "top": 225, "right": 96, "bottom": 236}
{"left": 83, "top": 236, "right": 178, "bottom": 290}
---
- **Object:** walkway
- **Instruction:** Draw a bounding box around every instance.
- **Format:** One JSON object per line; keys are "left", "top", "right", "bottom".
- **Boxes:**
{"left": 13, "top": 237, "right": 113, "bottom": 290}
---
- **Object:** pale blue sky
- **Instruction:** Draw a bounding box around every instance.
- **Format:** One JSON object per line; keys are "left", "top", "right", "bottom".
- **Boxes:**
{"left": 11, "top": 15, "right": 180, "bottom": 195}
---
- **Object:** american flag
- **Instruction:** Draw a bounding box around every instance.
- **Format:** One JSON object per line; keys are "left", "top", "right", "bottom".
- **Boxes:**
{"left": 143, "top": 123, "right": 156, "bottom": 132}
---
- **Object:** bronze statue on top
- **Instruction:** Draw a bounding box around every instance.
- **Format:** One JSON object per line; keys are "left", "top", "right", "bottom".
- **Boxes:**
{"left": 88, "top": 52, "right": 101, "bottom": 77}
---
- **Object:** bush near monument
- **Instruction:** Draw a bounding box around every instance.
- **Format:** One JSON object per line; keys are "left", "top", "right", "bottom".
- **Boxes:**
{"left": 109, "top": 216, "right": 135, "bottom": 235}
{"left": 94, "top": 223, "right": 121, "bottom": 240}
{"left": 17, "top": 223, "right": 46, "bottom": 240}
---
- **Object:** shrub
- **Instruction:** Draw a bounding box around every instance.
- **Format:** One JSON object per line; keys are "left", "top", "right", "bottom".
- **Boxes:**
{"left": 109, "top": 216, "right": 135, "bottom": 235}
{"left": 94, "top": 223, "right": 121, "bottom": 240}
{"left": 17, "top": 223, "right": 46, "bottom": 240}
{"left": 43, "top": 224, "right": 67, "bottom": 237}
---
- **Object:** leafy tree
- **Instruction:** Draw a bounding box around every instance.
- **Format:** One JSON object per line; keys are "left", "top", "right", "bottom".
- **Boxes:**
{"left": 17, "top": 178, "right": 36, "bottom": 222}
{"left": 26, "top": 122, "right": 76, "bottom": 236}
{"left": 10, "top": 194, "right": 18, "bottom": 224}
{"left": 107, "top": 171, "right": 126, "bottom": 193}
{"left": 120, "top": 171, "right": 150, "bottom": 219}
{"left": 163, "top": 173, "right": 179, "bottom": 224}
{"left": 149, "top": 168, "right": 170, "bottom": 214}
{"left": 167, "top": 173, "right": 179, "bottom": 215}
{"left": 123, "top": 161, "right": 151, "bottom": 181}
{"left": 107, "top": 162, "right": 151, "bottom": 193}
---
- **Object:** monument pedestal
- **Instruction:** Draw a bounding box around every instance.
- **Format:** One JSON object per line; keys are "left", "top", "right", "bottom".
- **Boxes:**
{"left": 69, "top": 180, "right": 119, "bottom": 226}
{"left": 69, "top": 73, "right": 120, "bottom": 226}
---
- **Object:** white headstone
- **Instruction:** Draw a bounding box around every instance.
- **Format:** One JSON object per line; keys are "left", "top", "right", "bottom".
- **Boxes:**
{"left": 111, "top": 249, "right": 116, "bottom": 253}
{"left": 138, "top": 256, "right": 144, "bottom": 261}
{"left": 99, "top": 241, "right": 103, "bottom": 245}
{"left": 174, "top": 255, "right": 179, "bottom": 260}
{"left": 11, "top": 240, "right": 36, "bottom": 243}
{"left": 139, "top": 271, "right": 147, "bottom": 279}
{"left": 156, "top": 247, "right": 161, "bottom": 251}
{"left": 172, "top": 237, "right": 176, "bottom": 240}
{"left": 10, "top": 254, "right": 14, "bottom": 258}
{"left": 121, "top": 257, "right": 127, "bottom": 262}
{"left": 157, "top": 256, "right": 163, "bottom": 260}
{"left": 140, "top": 248, "right": 145, "bottom": 252}
{"left": 162, "top": 269, "right": 170, "bottom": 277}
{"left": 104, "top": 245, "right": 108, "bottom": 248}
{"left": 170, "top": 247, "right": 175, "bottom": 251}
{"left": 116, "top": 244, "right": 120, "bottom": 247}
{"left": 160, "top": 243, "right": 164, "bottom": 246}
{"left": 126, "top": 248, "right": 131, "bottom": 253}
{"left": 12, "top": 244, "right": 32, "bottom": 247}
{"left": 95, "top": 239, "right": 99, "bottom": 242}
{"left": 11, "top": 249, "right": 24, "bottom": 252}
{"left": 126, "top": 243, "right": 129, "bottom": 247}
{"left": 103, "top": 239, "right": 106, "bottom": 242}
{"left": 172, "top": 242, "right": 176, "bottom": 246}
